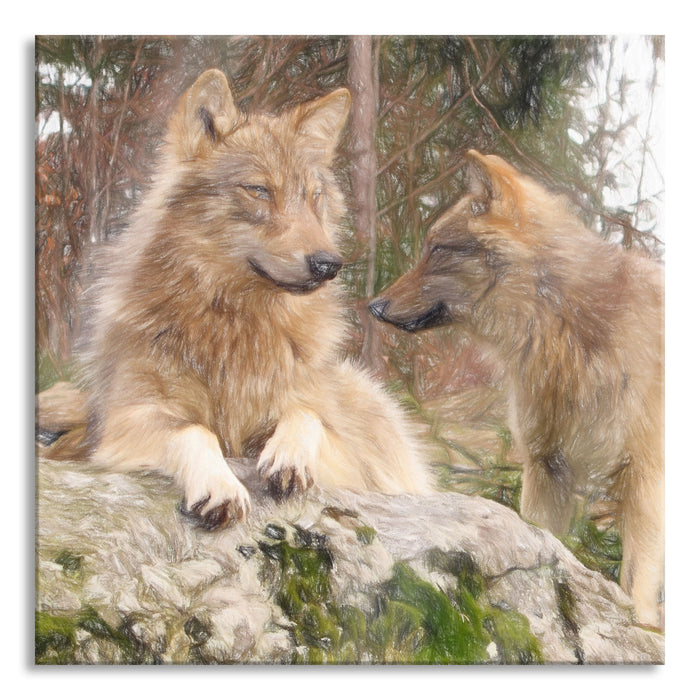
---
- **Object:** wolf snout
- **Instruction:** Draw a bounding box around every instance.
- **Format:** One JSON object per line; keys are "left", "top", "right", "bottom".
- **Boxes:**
{"left": 307, "top": 251, "right": 343, "bottom": 281}
{"left": 368, "top": 298, "right": 452, "bottom": 332}
{"left": 368, "top": 297, "right": 390, "bottom": 321}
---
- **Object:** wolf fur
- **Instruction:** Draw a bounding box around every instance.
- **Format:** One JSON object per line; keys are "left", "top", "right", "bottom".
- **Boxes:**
{"left": 40, "top": 70, "right": 431, "bottom": 530}
{"left": 369, "top": 151, "right": 664, "bottom": 629}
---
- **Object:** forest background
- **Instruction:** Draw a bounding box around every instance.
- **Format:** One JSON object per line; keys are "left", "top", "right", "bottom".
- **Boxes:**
{"left": 35, "top": 35, "right": 664, "bottom": 386}
{"left": 34, "top": 33, "right": 664, "bottom": 598}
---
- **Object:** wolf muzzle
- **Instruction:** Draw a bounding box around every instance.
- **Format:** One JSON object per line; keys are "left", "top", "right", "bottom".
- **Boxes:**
{"left": 368, "top": 298, "right": 452, "bottom": 333}
{"left": 248, "top": 251, "right": 343, "bottom": 294}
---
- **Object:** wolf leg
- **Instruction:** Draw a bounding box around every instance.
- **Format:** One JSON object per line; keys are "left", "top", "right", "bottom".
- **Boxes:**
{"left": 36, "top": 382, "right": 90, "bottom": 459}
{"left": 36, "top": 381, "right": 88, "bottom": 432}
{"left": 257, "top": 362, "right": 432, "bottom": 496}
{"left": 307, "top": 362, "right": 432, "bottom": 494}
{"left": 258, "top": 362, "right": 431, "bottom": 496}
{"left": 93, "top": 406, "right": 250, "bottom": 529}
{"left": 520, "top": 450, "right": 576, "bottom": 535}
{"left": 616, "top": 459, "right": 664, "bottom": 629}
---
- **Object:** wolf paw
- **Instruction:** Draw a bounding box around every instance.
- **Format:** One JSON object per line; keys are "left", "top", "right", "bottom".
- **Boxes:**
{"left": 168, "top": 424, "right": 252, "bottom": 530}
{"left": 257, "top": 409, "right": 323, "bottom": 501}
{"left": 259, "top": 461, "right": 315, "bottom": 501}
{"left": 180, "top": 471, "right": 251, "bottom": 531}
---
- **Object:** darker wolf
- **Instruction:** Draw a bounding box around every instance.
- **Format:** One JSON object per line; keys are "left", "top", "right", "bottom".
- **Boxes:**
{"left": 369, "top": 151, "right": 664, "bottom": 628}
{"left": 39, "top": 70, "right": 431, "bottom": 530}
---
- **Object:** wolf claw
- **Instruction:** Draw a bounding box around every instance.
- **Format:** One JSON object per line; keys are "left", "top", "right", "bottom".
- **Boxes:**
{"left": 179, "top": 486, "right": 250, "bottom": 530}
{"left": 261, "top": 462, "right": 314, "bottom": 501}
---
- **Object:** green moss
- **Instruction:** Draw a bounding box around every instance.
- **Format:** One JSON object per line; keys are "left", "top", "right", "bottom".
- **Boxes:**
{"left": 367, "top": 599, "right": 425, "bottom": 662}
{"left": 55, "top": 550, "right": 83, "bottom": 577}
{"left": 274, "top": 543, "right": 333, "bottom": 621}
{"left": 553, "top": 576, "right": 579, "bottom": 635}
{"left": 484, "top": 609, "right": 545, "bottom": 664}
{"left": 560, "top": 510, "right": 622, "bottom": 582}
{"left": 35, "top": 611, "right": 78, "bottom": 664}
{"left": 438, "top": 425, "right": 523, "bottom": 512}
{"left": 259, "top": 524, "right": 542, "bottom": 665}
{"left": 355, "top": 525, "right": 376, "bottom": 545}
{"left": 38, "top": 524, "right": 542, "bottom": 665}
{"left": 383, "top": 562, "right": 490, "bottom": 664}
{"left": 385, "top": 556, "right": 543, "bottom": 665}
{"left": 425, "top": 550, "right": 543, "bottom": 664}
{"left": 425, "top": 549, "right": 483, "bottom": 597}
{"left": 35, "top": 608, "right": 153, "bottom": 665}
{"left": 552, "top": 575, "right": 585, "bottom": 663}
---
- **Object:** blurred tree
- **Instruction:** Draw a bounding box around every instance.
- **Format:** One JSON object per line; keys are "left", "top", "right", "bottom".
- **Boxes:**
{"left": 347, "top": 35, "right": 380, "bottom": 369}
{"left": 35, "top": 35, "right": 664, "bottom": 397}
{"left": 35, "top": 35, "right": 180, "bottom": 378}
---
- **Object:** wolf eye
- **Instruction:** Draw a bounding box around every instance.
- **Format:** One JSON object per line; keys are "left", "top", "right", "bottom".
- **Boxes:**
{"left": 428, "top": 244, "right": 448, "bottom": 258}
{"left": 428, "top": 236, "right": 480, "bottom": 259}
{"left": 471, "top": 198, "right": 488, "bottom": 217}
{"left": 310, "top": 187, "right": 324, "bottom": 206}
{"left": 240, "top": 184, "right": 271, "bottom": 201}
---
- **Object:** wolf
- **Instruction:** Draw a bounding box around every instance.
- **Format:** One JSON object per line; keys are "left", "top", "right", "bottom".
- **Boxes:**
{"left": 39, "top": 69, "right": 431, "bottom": 530}
{"left": 369, "top": 151, "right": 664, "bottom": 628}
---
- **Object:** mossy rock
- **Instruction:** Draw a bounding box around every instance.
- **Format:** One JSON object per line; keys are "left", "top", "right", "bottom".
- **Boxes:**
{"left": 258, "top": 525, "right": 542, "bottom": 665}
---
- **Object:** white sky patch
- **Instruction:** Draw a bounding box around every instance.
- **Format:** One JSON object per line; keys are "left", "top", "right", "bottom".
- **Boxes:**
{"left": 37, "top": 110, "right": 64, "bottom": 138}
{"left": 36, "top": 63, "right": 92, "bottom": 137}
{"left": 580, "top": 36, "right": 664, "bottom": 242}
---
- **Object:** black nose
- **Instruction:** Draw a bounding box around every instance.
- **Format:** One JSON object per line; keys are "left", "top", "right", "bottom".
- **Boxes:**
{"left": 307, "top": 252, "right": 343, "bottom": 281}
{"left": 368, "top": 298, "right": 389, "bottom": 321}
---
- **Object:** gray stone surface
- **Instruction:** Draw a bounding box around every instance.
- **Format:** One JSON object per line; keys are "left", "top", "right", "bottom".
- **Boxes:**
{"left": 35, "top": 457, "right": 664, "bottom": 664}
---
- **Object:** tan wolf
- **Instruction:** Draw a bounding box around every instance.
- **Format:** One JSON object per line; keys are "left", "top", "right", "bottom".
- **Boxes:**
{"left": 369, "top": 151, "right": 664, "bottom": 628}
{"left": 39, "top": 69, "right": 431, "bottom": 530}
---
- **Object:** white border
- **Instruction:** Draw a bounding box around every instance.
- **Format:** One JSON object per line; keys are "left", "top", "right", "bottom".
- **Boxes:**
{"left": 10, "top": 5, "right": 698, "bottom": 695}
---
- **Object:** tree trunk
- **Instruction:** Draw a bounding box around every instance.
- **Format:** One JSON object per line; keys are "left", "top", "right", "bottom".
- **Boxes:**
{"left": 87, "top": 36, "right": 103, "bottom": 245}
{"left": 347, "top": 36, "right": 380, "bottom": 371}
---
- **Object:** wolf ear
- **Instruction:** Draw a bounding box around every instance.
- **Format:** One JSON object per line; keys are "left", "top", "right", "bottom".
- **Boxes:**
{"left": 465, "top": 150, "right": 495, "bottom": 215}
{"left": 168, "top": 69, "right": 241, "bottom": 160}
{"left": 295, "top": 88, "right": 351, "bottom": 159}
{"left": 465, "top": 150, "right": 520, "bottom": 220}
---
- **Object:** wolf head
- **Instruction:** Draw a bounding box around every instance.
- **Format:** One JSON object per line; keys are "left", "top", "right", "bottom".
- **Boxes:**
{"left": 369, "top": 150, "right": 574, "bottom": 336}
{"left": 160, "top": 69, "right": 350, "bottom": 295}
